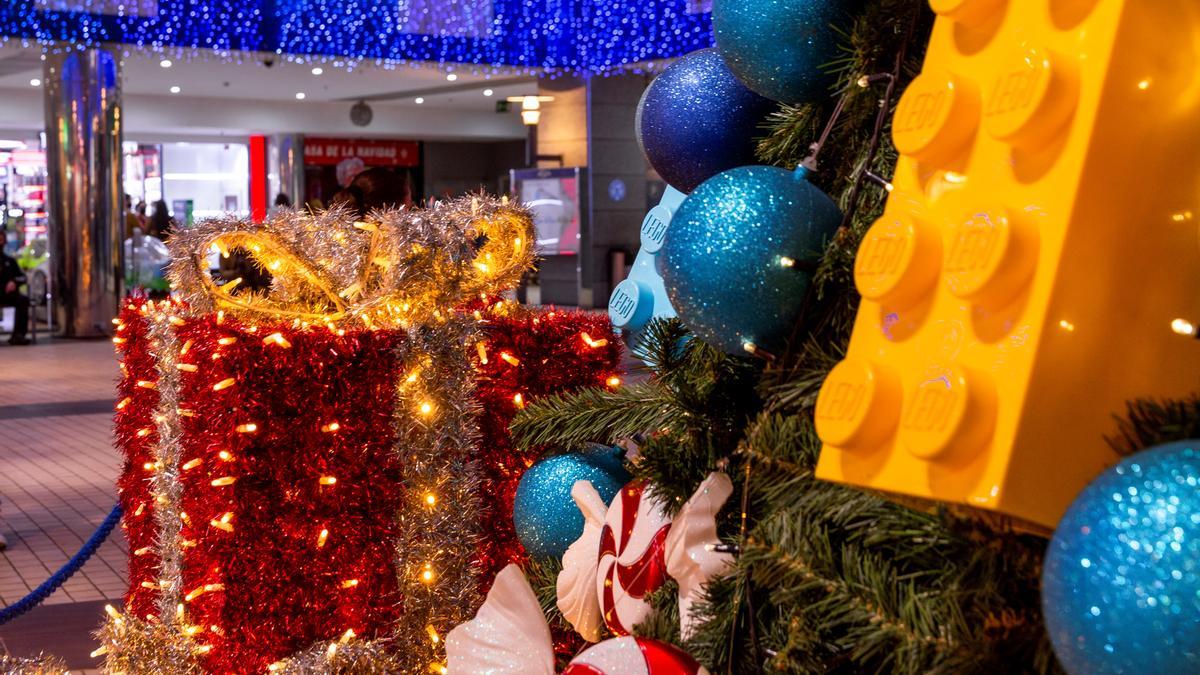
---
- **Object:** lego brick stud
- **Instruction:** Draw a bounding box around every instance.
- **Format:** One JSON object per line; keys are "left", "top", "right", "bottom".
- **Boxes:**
{"left": 983, "top": 43, "right": 1078, "bottom": 148}
{"left": 640, "top": 203, "right": 671, "bottom": 253}
{"left": 943, "top": 206, "right": 1037, "bottom": 308}
{"left": 892, "top": 70, "right": 981, "bottom": 166}
{"left": 815, "top": 358, "right": 902, "bottom": 451}
{"left": 898, "top": 365, "right": 996, "bottom": 462}
{"left": 929, "top": 0, "right": 1006, "bottom": 27}
{"left": 609, "top": 279, "right": 656, "bottom": 330}
{"left": 855, "top": 212, "right": 942, "bottom": 308}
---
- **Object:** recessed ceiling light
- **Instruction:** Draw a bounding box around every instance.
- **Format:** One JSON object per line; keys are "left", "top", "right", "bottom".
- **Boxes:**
{"left": 483, "top": 89, "right": 494, "bottom": 97}
{"left": 446, "top": 73, "right": 458, "bottom": 82}
{"left": 295, "top": 92, "right": 306, "bottom": 100}
{"left": 160, "top": 59, "right": 173, "bottom": 68}
{"left": 29, "top": 78, "right": 41, "bottom": 87}
{"left": 415, "top": 97, "right": 425, "bottom": 104}
{"left": 169, "top": 85, "right": 181, "bottom": 94}
{"left": 311, "top": 66, "right": 323, "bottom": 75}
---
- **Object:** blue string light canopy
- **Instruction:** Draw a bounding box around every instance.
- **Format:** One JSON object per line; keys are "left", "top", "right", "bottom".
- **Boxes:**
{"left": 0, "top": 0, "right": 714, "bottom": 75}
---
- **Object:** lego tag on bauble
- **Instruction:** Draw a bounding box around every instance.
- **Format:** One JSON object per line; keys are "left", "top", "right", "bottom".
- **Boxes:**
{"left": 608, "top": 185, "right": 686, "bottom": 337}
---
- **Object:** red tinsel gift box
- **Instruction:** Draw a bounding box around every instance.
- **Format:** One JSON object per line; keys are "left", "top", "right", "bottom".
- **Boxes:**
{"left": 113, "top": 300, "right": 620, "bottom": 673}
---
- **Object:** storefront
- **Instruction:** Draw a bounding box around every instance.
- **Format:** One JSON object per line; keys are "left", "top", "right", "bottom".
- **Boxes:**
{"left": 123, "top": 141, "right": 250, "bottom": 228}
{"left": 302, "top": 137, "right": 422, "bottom": 209}
{"left": 1, "top": 140, "right": 48, "bottom": 253}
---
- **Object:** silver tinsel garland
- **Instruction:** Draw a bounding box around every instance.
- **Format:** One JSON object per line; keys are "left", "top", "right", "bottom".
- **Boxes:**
{"left": 391, "top": 320, "right": 485, "bottom": 672}
{"left": 0, "top": 653, "right": 69, "bottom": 674}
{"left": 146, "top": 311, "right": 187, "bottom": 625}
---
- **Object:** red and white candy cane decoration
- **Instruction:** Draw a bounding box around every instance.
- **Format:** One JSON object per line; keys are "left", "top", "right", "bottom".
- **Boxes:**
{"left": 596, "top": 480, "right": 674, "bottom": 635}
{"left": 447, "top": 473, "right": 734, "bottom": 672}
{"left": 558, "top": 473, "right": 735, "bottom": 643}
{"left": 563, "top": 636, "right": 709, "bottom": 675}
{"left": 447, "top": 564, "right": 709, "bottom": 675}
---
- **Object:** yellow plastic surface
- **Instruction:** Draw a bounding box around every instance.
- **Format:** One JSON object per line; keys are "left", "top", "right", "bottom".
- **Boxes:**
{"left": 815, "top": 0, "right": 1200, "bottom": 528}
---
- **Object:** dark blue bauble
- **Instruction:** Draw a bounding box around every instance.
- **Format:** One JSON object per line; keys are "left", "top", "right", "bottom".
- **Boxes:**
{"left": 637, "top": 48, "right": 777, "bottom": 194}
{"left": 1043, "top": 441, "right": 1200, "bottom": 674}
{"left": 713, "top": 0, "right": 851, "bottom": 104}
{"left": 662, "top": 166, "right": 840, "bottom": 355}
{"left": 513, "top": 447, "right": 630, "bottom": 559}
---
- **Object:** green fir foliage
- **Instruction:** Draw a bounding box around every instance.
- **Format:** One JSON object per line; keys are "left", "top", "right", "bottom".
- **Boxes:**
{"left": 510, "top": 0, "right": 1198, "bottom": 671}
{"left": 1107, "top": 394, "right": 1200, "bottom": 456}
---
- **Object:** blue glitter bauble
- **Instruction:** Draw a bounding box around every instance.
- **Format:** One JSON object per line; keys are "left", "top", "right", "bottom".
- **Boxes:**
{"left": 1043, "top": 441, "right": 1200, "bottom": 674}
{"left": 513, "top": 447, "right": 630, "bottom": 559}
{"left": 637, "top": 48, "right": 777, "bottom": 194}
{"left": 662, "top": 166, "right": 840, "bottom": 354}
{"left": 713, "top": 0, "right": 851, "bottom": 104}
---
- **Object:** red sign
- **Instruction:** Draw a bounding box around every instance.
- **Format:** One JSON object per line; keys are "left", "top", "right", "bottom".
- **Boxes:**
{"left": 304, "top": 137, "right": 420, "bottom": 167}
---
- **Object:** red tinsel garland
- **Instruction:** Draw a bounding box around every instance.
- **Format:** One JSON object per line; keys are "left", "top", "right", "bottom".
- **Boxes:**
{"left": 175, "top": 316, "right": 407, "bottom": 672}
{"left": 113, "top": 311, "right": 163, "bottom": 622}
{"left": 113, "top": 300, "right": 620, "bottom": 671}
{"left": 472, "top": 309, "right": 623, "bottom": 588}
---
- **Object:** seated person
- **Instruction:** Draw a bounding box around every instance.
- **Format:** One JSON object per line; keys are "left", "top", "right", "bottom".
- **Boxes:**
{"left": 1, "top": 250, "right": 30, "bottom": 345}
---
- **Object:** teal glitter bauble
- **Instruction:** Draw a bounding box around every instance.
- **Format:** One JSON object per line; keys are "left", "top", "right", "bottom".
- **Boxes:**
{"left": 713, "top": 0, "right": 853, "bottom": 103}
{"left": 1043, "top": 441, "right": 1200, "bottom": 674}
{"left": 636, "top": 48, "right": 777, "bottom": 193}
{"left": 662, "top": 166, "right": 840, "bottom": 354}
{"left": 513, "top": 447, "right": 630, "bottom": 559}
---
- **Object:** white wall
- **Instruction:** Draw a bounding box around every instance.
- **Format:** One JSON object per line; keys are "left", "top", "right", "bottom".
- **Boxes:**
{"left": 160, "top": 142, "right": 250, "bottom": 219}
{"left": 0, "top": 88, "right": 525, "bottom": 143}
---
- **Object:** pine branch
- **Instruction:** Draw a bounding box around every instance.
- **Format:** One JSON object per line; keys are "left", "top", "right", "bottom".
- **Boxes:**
{"left": 1107, "top": 394, "right": 1200, "bottom": 456}
{"left": 633, "top": 579, "right": 682, "bottom": 645}
{"left": 631, "top": 318, "right": 691, "bottom": 378}
{"left": 509, "top": 382, "right": 686, "bottom": 450}
{"left": 523, "top": 556, "right": 566, "bottom": 626}
{"left": 685, "top": 572, "right": 770, "bottom": 674}
{"left": 630, "top": 432, "right": 719, "bottom": 512}
{"left": 764, "top": 339, "right": 844, "bottom": 413}
{"left": 756, "top": 104, "right": 822, "bottom": 170}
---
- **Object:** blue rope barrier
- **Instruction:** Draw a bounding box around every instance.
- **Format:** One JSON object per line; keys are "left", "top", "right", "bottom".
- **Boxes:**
{"left": 0, "top": 503, "right": 123, "bottom": 625}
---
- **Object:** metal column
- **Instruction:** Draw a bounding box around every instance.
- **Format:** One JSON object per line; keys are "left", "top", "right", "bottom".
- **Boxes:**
{"left": 44, "top": 49, "right": 123, "bottom": 338}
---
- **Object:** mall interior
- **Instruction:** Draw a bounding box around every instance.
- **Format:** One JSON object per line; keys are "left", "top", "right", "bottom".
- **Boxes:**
{"left": 6, "top": 1, "right": 1200, "bottom": 674}
{"left": 0, "top": 2, "right": 699, "bottom": 669}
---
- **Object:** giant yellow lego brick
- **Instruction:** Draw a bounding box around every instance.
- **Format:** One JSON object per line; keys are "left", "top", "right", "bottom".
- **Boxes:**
{"left": 814, "top": 0, "right": 1200, "bottom": 528}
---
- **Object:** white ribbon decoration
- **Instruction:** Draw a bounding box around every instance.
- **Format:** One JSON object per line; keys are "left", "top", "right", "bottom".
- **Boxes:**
{"left": 556, "top": 480, "right": 610, "bottom": 642}
{"left": 446, "top": 564, "right": 556, "bottom": 675}
{"left": 664, "top": 472, "right": 735, "bottom": 639}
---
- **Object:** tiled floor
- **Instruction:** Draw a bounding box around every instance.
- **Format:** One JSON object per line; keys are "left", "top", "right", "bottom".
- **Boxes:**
{"left": 1, "top": 415, "right": 128, "bottom": 603}
{"left": 0, "top": 339, "right": 124, "bottom": 670}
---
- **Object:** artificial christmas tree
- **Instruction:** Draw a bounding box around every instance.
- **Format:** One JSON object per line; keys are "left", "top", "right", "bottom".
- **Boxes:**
{"left": 482, "top": 1, "right": 1200, "bottom": 673}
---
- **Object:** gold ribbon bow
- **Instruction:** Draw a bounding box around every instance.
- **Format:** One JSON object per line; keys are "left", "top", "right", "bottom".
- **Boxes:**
{"left": 166, "top": 195, "right": 534, "bottom": 328}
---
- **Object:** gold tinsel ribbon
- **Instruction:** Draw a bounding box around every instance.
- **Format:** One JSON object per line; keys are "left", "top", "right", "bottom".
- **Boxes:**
{"left": 167, "top": 195, "right": 534, "bottom": 327}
